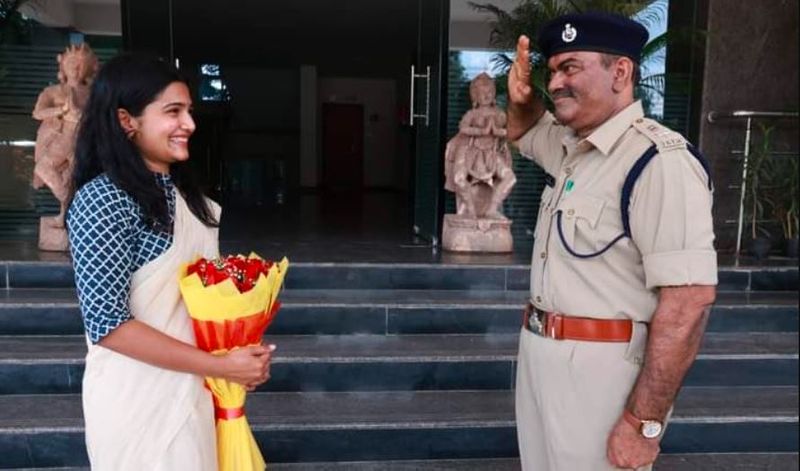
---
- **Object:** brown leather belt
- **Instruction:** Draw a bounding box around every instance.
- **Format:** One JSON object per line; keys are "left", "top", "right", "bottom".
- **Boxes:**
{"left": 523, "top": 303, "right": 633, "bottom": 342}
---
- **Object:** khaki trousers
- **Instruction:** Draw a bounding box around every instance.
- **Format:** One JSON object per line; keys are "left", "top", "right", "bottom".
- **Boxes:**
{"left": 515, "top": 326, "right": 651, "bottom": 471}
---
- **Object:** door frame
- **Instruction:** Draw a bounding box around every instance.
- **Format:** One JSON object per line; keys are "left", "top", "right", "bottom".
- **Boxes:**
{"left": 411, "top": 0, "right": 450, "bottom": 245}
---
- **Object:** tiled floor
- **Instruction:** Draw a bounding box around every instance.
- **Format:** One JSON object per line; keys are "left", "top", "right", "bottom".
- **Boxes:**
{"left": 0, "top": 189, "right": 797, "bottom": 265}
{"left": 0, "top": 238, "right": 534, "bottom": 265}
{"left": 0, "top": 189, "right": 535, "bottom": 264}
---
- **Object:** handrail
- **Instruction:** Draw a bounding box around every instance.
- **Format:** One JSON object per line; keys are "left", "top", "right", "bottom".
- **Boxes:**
{"left": 707, "top": 110, "right": 799, "bottom": 122}
{"left": 707, "top": 110, "right": 799, "bottom": 266}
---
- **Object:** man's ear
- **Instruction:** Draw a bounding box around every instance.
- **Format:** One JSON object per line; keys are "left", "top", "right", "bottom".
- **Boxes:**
{"left": 612, "top": 57, "right": 634, "bottom": 93}
{"left": 117, "top": 108, "right": 139, "bottom": 139}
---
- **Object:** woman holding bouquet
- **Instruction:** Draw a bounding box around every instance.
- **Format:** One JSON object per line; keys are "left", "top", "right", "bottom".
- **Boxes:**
{"left": 66, "top": 54, "right": 272, "bottom": 471}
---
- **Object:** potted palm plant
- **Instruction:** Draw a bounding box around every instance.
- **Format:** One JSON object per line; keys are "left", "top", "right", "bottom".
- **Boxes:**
{"left": 769, "top": 143, "right": 798, "bottom": 258}
{"left": 744, "top": 124, "right": 775, "bottom": 260}
{"left": 780, "top": 160, "right": 799, "bottom": 257}
{"left": 747, "top": 123, "right": 799, "bottom": 259}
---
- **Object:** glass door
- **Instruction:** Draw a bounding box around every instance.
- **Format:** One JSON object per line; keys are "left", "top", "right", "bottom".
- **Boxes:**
{"left": 411, "top": 0, "right": 449, "bottom": 245}
{"left": 126, "top": 0, "right": 451, "bottom": 245}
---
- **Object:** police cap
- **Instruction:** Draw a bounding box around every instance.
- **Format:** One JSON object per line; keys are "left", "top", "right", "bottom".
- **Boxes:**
{"left": 537, "top": 12, "right": 649, "bottom": 62}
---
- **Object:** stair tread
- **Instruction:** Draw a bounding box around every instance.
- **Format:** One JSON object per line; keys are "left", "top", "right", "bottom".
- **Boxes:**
{"left": 270, "top": 458, "right": 521, "bottom": 471}
{"left": 6, "top": 453, "right": 800, "bottom": 471}
{"left": 267, "top": 453, "right": 800, "bottom": 471}
{"left": 1, "top": 288, "right": 797, "bottom": 307}
{"left": 0, "top": 386, "right": 796, "bottom": 431}
{"left": 655, "top": 452, "right": 800, "bottom": 470}
{"left": 0, "top": 332, "right": 796, "bottom": 363}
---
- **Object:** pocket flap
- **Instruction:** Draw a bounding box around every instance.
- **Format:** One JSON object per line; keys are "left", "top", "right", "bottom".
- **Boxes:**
{"left": 558, "top": 195, "right": 606, "bottom": 228}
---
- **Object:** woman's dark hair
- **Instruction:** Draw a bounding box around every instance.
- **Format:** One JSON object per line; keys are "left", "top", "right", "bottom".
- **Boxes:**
{"left": 68, "top": 53, "right": 218, "bottom": 231}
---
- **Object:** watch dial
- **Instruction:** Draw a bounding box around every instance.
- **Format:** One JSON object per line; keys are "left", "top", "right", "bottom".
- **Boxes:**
{"left": 642, "top": 421, "right": 662, "bottom": 438}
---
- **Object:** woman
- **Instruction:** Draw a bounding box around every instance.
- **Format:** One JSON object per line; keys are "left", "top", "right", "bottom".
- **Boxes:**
{"left": 66, "top": 53, "right": 272, "bottom": 471}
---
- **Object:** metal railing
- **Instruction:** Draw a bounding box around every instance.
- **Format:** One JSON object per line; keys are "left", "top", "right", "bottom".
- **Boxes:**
{"left": 707, "top": 110, "right": 799, "bottom": 266}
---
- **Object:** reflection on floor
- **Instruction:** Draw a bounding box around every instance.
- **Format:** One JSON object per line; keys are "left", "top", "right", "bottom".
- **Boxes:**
{"left": 218, "top": 189, "right": 533, "bottom": 264}
{"left": 221, "top": 189, "right": 412, "bottom": 244}
{"left": 1, "top": 188, "right": 798, "bottom": 265}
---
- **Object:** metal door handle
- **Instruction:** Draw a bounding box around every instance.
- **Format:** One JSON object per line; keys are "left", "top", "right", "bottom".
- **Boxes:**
{"left": 409, "top": 65, "right": 431, "bottom": 127}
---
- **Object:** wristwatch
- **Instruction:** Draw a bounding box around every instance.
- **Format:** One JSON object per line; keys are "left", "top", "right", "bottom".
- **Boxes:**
{"left": 623, "top": 409, "right": 663, "bottom": 439}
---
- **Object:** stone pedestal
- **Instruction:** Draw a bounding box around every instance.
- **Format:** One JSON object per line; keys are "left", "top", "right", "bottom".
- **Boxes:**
{"left": 442, "top": 214, "right": 512, "bottom": 253}
{"left": 38, "top": 216, "right": 69, "bottom": 252}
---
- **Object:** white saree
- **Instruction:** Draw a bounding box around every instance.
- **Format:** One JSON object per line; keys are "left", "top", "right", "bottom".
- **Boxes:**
{"left": 82, "top": 193, "right": 220, "bottom": 471}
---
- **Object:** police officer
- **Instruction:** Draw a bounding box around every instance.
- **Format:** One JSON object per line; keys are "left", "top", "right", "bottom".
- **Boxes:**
{"left": 507, "top": 12, "right": 718, "bottom": 470}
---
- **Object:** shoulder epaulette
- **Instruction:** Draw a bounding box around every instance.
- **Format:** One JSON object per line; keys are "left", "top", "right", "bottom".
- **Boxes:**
{"left": 554, "top": 121, "right": 712, "bottom": 259}
{"left": 632, "top": 117, "right": 687, "bottom": 153}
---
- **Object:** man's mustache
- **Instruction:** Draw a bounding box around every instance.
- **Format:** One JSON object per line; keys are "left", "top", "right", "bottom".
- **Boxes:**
{"left": 551, "top": 88, "right": 575, "bottom": 100}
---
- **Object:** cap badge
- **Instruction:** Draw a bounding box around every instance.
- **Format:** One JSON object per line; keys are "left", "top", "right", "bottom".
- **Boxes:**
{"left": 561, "top": 23, "right": 577, "bottom": 43}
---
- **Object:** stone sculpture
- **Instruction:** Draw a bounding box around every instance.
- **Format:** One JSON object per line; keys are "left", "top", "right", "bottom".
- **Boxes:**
{"left": 443, "top": 73, "right": 516, "bottom": 252}
{"left": 31, "top": 43, "right": 98, "bottom": 251}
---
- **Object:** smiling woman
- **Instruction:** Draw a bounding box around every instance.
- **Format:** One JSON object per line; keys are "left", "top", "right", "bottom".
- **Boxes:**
{"left": 64, "top": 53, "right": 274, "bottom": 471}
{"left": 118, "top": 81, "right": 196, "bottom": 174}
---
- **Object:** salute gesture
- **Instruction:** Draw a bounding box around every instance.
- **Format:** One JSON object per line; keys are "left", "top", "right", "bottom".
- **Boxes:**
{"left": 507, "top": 35, "right": 544, "bottom": 141}
{"left": 509, "top": 35, "right": 533, "bottom": 106}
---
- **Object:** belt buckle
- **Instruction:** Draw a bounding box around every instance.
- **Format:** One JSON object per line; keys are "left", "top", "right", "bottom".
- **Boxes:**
{"left": 527, "top": 308, "right": 547, "bottom": 337}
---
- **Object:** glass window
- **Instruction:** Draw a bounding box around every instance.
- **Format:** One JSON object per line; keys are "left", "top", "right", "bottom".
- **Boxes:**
{"left": 199, "top": 63, "right": 230, "bottom": 102}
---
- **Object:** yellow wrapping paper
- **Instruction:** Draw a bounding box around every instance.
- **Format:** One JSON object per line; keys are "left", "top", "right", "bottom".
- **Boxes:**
{"left": 179, "top": 255, "right": 289, "bottom": 471}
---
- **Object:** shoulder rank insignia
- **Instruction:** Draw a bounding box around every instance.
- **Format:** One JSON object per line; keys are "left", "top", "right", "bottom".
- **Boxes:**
{"left": 632, "top": 117, "right": 686, "bottom": 153}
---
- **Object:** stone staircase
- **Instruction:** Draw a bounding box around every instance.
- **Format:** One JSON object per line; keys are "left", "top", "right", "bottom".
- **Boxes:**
{"left": 0, "top": 261, "right": 797, "bottom": 470}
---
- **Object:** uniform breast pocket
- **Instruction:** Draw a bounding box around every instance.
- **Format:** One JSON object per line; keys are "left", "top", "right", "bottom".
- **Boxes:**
{"left": 555, "top": 194, "right": 607, "bottom": 258}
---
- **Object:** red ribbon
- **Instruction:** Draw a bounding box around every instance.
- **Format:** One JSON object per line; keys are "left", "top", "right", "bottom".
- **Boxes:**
{"left": 215, "top": 406, "right": 244, "bottom": 421}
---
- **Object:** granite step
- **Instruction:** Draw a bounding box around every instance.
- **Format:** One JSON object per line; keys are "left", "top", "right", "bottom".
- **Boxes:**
{"left": 654, "top": 452, "right": 800, "bottom": 470}
{"left": 0, "top": 288, "right": 796, "bottom": 336}
{"left": 0, "top": 387, "right": 796, "bottom": 468}
{"left": 2, "top": 261, "right": 797, "bottom": 291}
{"left": 0, "top": 332, "right": 796, "bottom": 395}
{"left": 267, "top": 453, "right": 800, "bottom": 471}
{"left": 7, "top": 453, "right": 800, "bottom": 471}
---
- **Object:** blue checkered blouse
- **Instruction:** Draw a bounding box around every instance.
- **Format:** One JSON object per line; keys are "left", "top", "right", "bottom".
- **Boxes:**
{"left": 68, "top": 173, "right": 176, "bottom": 344}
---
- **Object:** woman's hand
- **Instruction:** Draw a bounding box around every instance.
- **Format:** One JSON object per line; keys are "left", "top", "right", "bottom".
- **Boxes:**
{"left": 98, "top": 320, "right": 277, "bottom": 391}
{"left": 216, "top": 344, "right": 275, "bottom": 390}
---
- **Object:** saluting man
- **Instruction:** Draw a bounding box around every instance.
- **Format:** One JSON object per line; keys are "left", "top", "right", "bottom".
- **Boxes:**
{"left": 507, "top": 12, "right": 718, "bottom": 470}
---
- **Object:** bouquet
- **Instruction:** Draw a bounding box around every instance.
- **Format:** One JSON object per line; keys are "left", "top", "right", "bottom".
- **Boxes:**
{"left": 179, "top": 254, "right": 289, "bottom": 471}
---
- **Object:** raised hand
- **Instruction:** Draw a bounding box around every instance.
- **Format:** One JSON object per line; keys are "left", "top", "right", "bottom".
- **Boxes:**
{"left": 508, "top": 35, "right": 533, "bottom": 107}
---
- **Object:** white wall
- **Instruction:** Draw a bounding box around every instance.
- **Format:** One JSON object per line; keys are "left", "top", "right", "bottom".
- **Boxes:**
{"left": 21, "top": 0, "right": 74, "bottom": 28}
{"left": 22, "top": 0, "right": 120, "bottom": 36}
{"left": 449, "top": 20, "right": 496, "bottom": 50}
{"left": 449, "top": 0, "right": 522, "bottom": 50}
{"left": 74, "top": 2, "right": 120, "bottom": 36}
{"left": 318, "top": 78, "right": 399, "bottom": 189}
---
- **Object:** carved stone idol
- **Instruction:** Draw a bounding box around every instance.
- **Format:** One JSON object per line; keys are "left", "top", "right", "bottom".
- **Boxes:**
{"left": 31, "top": 43, "right": 98, "bottom": 251}
{"left": 443, "top": 73, "right": 517, "bottom": 253}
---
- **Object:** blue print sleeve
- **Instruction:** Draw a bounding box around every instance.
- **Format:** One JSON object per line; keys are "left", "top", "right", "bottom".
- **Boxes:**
{"left": 68, "top": 180, "right": 135, "bottom": 344}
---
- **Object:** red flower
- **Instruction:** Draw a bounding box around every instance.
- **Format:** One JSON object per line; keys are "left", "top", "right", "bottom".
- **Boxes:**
{"left": 186, "top": 255, "right": 275, "bottom": 293}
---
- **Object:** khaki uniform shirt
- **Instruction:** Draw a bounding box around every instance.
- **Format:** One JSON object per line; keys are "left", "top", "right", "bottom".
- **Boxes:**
{"left": 514, "top": 101, "right": 717, "bottom": 323}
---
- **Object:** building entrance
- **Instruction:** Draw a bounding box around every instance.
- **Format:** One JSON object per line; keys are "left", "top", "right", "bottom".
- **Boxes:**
{"left": 123, "top": 0, "right": 449, "bottom": 245}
